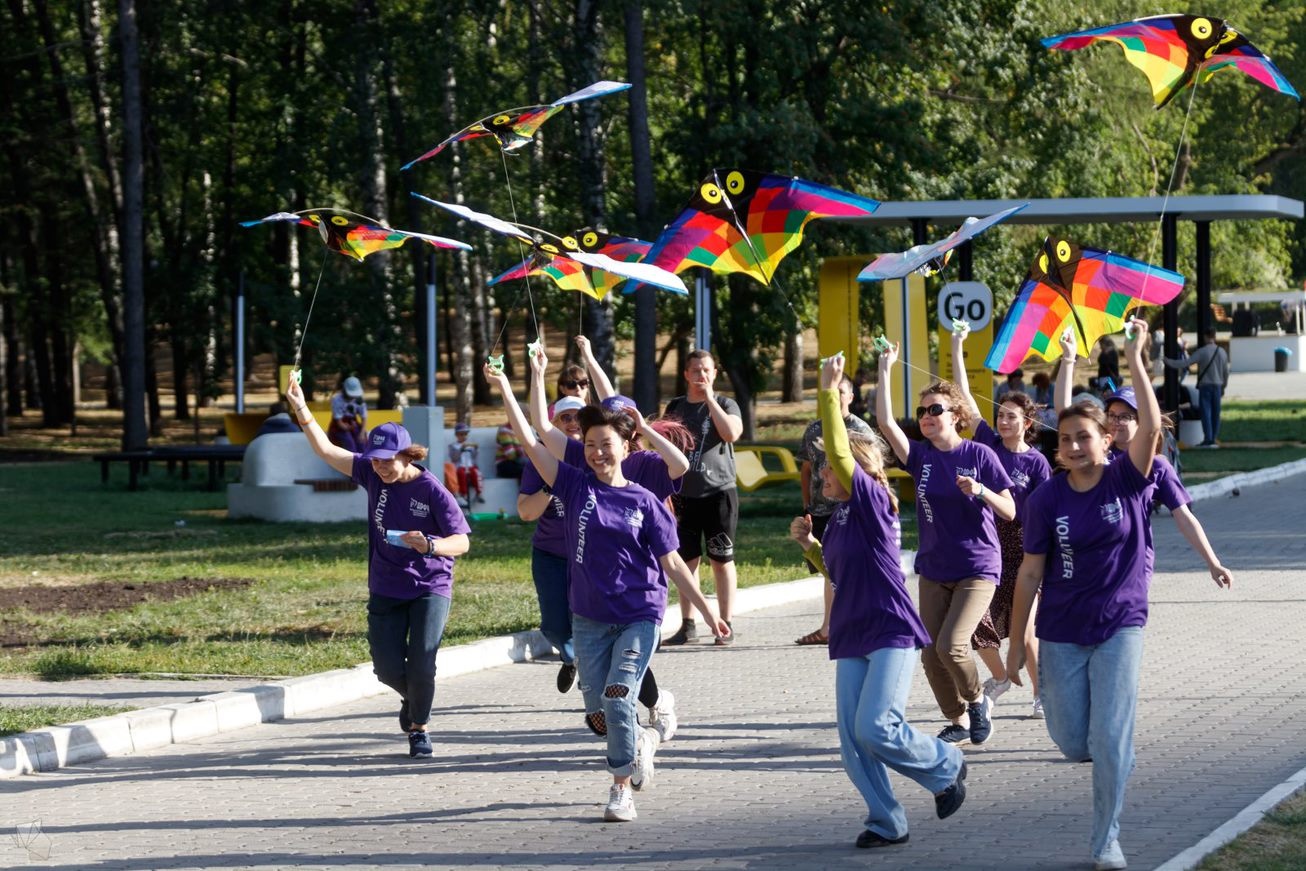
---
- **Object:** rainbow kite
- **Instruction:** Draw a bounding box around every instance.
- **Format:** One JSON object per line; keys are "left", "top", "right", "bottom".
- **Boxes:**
{"left": 402, "top": 81, "right": 631, "bottom": 170}
{"left": 1043, "top": 15, "right": 1299, "bottom": 109}
{"left": 490, "top": 229, "right": 652, "bottom": 301}
{"left": 629, "top": 169, "right": 880, "bottom": 291}
{"left": 984, "top": 237, "right": 1185, "bottom": 374}
{"left": 240, "top": 209, "right": 471, "bottom": 261}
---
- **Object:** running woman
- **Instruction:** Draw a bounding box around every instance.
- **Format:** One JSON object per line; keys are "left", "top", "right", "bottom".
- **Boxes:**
{"left": 876, "top": 342, "right": 1016, "bottom": 746}
{"left": 791, "top": 353, "right": 969, "bottom": 849}
{"left": 487, "top": 360, "right": 728, "bottom": 823}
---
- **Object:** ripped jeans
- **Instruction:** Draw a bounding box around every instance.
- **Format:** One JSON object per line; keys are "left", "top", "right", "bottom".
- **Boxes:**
{"left": 572, "top": 614, "right": 659, "bottom": 776}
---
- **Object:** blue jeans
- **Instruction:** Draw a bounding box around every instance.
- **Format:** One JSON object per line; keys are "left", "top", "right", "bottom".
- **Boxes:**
{"left": 836, "top": 647, "right": 964, "bottom": 839}
{"left": 367, "top": 592, "right": 452, "bottom": 726}
{"left": 1198, "top": 383, "right": 1222, "bottom": 444}
{"left": 531, "top": 548, "right": 574, "bottom": 664}
{"left": 572, "top": 614, "right": 658, "bottom": 776}
{"left": 1039, "top": 627, "right": 1144, "bottom": 858}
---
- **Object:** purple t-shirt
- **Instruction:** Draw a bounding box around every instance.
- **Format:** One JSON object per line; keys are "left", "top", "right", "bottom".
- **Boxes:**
{"left": 563, "top": 439, "right": 682, "bottom": 501}
{"left": 351, "top": 458, "right": 471, "bottom": 600}
{"left": 1108, "top": 446, "right": 1190, "bottom": 511}
{"left": 1022, "top": 457, "right": 1154, "bottom": 645}
{"left": 519, "top": 459, "right": 567, "bottom": 558}
{"left": 907, "top": 439, "right": 1014, "bottom": 583}
{"left": 549, "top": 462, "right": 681, "bottom": 625}
{"left": 974, "top": 422, "right": 1052, "bottom": 522}
{"left": 822, "top": 466, "right": 932, "bottom": 660}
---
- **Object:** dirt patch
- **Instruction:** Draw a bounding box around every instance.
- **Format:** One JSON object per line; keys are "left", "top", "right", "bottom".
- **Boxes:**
{"left": 0, "top": 576, "right": 253, "bottom": 618}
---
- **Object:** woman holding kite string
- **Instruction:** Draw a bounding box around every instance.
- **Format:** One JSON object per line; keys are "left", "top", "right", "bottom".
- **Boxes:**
{"left": 487, "top": 358, "right": 727, "bottom": 823}
{"left": 1006, "top": 317, "right": 1169, "bottom": 871}
{"left": 875, "top": 342, "right": 1015, "bottom": 747}
{"left": 791, "top": 352, "right": 969, "bottom": 849}
{"left": 285, "top": 375, "right": 470, "bottom": 760}
{"left": 950, "top": 326, "right": 1052, "bottom": 718}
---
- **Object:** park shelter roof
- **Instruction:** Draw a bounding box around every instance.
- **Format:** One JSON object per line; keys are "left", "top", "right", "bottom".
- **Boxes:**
{"left": 841, "top": 194, "right": 1303, "bottom": 227}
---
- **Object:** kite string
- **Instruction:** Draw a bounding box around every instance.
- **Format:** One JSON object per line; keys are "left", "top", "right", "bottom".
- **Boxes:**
{"left": 887, "top": 352, "right": 1058, "bottom": 433}
{"left": 499, "top": 148, "right": 540, "bottom": 349}
{"left": 1137, "top": 75, "right": 1202, "bottom": 307}
{"left": 293, "top": 256, "right": 329, "bottom": 370}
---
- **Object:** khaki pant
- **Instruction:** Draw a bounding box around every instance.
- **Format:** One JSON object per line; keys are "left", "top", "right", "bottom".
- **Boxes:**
{"left": 918, "top": 577, "right": 996, "bottom": 721}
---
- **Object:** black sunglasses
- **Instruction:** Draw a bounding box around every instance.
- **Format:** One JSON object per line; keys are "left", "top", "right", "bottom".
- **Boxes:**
{"left": 562, "top": 379, "right": 589, "bottom": 389}
{"left": 916, "top": 403, "right": 951, "bottom": 419}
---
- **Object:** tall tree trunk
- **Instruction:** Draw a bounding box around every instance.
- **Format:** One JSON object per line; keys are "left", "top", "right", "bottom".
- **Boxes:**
{"left": 119, "top": 0, "right": 148, "bottom": 449}
{"left": 442, "top": 61, "right": 474, "bottom": 422}
{"left": 625, "top": 0, "right": 659, "bottom": 412}
{"left": 782, "top": 327, "right": 803, "bottom": 402}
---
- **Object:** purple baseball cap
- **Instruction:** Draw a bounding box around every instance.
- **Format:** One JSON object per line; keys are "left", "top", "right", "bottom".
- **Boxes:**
{"left": 600, "top": 394, "right": 637, "bottom": 414}
{"left": 454, "top": 421, "right": 471, "bottom": 434}
{"left": 1106, "top": 386, "right": 1138, "bottom": 411}
{"left": 360, "top": 422, "right": 412, "bottom": 459}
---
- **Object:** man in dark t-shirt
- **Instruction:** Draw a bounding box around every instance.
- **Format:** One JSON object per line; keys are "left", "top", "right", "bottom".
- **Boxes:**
{"left": 663, "top": 350, "right": 742, "bottom": 646}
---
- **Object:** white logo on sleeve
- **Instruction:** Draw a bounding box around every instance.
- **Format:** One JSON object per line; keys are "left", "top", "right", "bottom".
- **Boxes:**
{"left": 1100, "top": 498, "right": 1123, "bottom": 525}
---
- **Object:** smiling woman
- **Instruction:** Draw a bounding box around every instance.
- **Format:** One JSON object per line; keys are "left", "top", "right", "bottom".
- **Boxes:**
{"left": 284, "top": 374, "right": 470, "bottom": 761}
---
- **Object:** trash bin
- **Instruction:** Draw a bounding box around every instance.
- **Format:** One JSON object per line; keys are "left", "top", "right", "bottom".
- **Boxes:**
{"left": 1275, "top": 347, "right": 1292, "bottom": 372}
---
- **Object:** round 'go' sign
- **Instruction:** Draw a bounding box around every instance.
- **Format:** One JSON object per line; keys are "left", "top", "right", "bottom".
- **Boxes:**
{"left": 937, "top": 281, "right": 993, "bottom": 332}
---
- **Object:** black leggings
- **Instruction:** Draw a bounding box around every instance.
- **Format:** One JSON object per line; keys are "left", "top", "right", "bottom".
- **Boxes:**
{"left": 637, "top": 634, "right": 662, "bottom": 708}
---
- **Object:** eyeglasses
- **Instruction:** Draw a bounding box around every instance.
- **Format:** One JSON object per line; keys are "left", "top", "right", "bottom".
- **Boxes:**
{"left": 561, "top": 379, "right": 589, "bottom": 390}
{"left": 916, "top": 403, "right": 951, "bottom": 419}
{"left": 1106, "top": 412, "right": 1137, "bottom": 424}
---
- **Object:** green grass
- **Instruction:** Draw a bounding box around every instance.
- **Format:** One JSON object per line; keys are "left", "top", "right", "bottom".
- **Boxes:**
{"left": 1218, "top": 401, "right": 1306, "bottom": 443}
{"left": 1180, "top": 446, "right": 1306, "bottom": 478}
{"left": 0, "top": 704, "right": 135, "bottom": 737}
{"left": 1197, "top": 787, "right": 1306, "bottom": 871}
{"left": 0, "top": 462, "right": 856, "bottom": 678}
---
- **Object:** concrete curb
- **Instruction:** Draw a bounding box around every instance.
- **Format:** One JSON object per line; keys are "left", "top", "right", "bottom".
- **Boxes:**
{"left": 0, "top": 552, "right": 902, "bottom": 781}
{"left": 1184, "top": 457, "right": 1306, "bottom": 503}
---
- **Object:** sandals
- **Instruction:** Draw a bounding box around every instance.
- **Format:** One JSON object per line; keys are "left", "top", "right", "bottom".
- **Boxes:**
{"left": 794, "top": 629, "right": 829, "bottom": 646}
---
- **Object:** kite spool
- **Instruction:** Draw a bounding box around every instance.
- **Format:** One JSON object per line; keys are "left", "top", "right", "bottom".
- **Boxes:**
{"left": 872, "top": 336, "right": 893, "bottom": 353}
{"left": 486, "top": 354, "right": 505, "bottom": 376}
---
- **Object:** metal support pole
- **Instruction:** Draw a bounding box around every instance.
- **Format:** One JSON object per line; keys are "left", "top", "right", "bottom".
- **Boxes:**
{"left": 1162, "top": 215, "right": 1180, "bottom": 413}
{"left": 958, "top": 240, "right": 974, "bottom": 282}
{"left": 695, "top": 272, "right": 711, "bottom": 351}
{"left": 235, "top": 271, "right": 245, "bottom": 414}
{"left": 425, "top": 252, "right": 437, "bottom": 407}
{"left": 1195, "top": 220, "right": 1211, "bottom": 341}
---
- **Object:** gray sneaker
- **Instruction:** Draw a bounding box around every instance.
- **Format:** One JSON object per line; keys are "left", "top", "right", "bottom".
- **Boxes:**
{"left": 631, "top": 727, "right": 659, "bottom": 792}
{"left": 603, "top": 783, "right": 636, "bottom": 822}
{"left": 649, "top": 689, "right": 678, "bottom": 743}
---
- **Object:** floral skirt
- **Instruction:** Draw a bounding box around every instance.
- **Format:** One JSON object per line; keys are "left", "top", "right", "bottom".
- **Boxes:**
{"left": 971, "top": 519, "right": 1024, "bottom": 649}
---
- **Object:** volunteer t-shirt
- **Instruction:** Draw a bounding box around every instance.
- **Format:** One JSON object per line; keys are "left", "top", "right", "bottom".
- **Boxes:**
{"left": 519, "top": 459, "right": 566, "bottom": 558}
{"left": 797, "top": 414, "right": 874, "bottom": 517}
{"left": 907, "top": 439, "right": 1013, "bottom": 583}
{"left": 563, "top": 439, "right": 681, "bottom": 501}
{"left": 974, "top": 421, "right": 1052, "bottom": 522}
{"left": 352, "top": 458, "right": 471, "bottom": 599}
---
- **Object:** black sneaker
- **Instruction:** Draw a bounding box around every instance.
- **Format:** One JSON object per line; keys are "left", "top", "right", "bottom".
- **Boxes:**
{"left": 398, "top": 699, "right": 412, "bottom": 733}
{"left": 556, "top": 662, "right": 577, "bottom": 693}
{"left": 935, "top": 759, "right": 968, "bottom": 819}
{"left": 714, "top": 620, "right": 734, "bottom": 646}
{"left": 664, "top": 619, "right": 698, "bottom": 646}
{"left": 408, "top": 730, "right": 433, "bottom": 759}
{"left": 967, "top": 694, "right": 994, "bottom": 745}
{"left": 937, "top": 724, "right": 969, "bottom": 744}
{"left": 856, "top": 830, "right": 910, "bottom": 849}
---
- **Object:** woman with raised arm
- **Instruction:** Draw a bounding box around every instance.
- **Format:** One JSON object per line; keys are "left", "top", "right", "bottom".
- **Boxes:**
{"left": 791, "top": 353, "right": 969, "bottom": 850}
{"left": 875, "top": 342, "right": 1015, "bottom": 747}
{"left": 284, "top": 375, "right": 470, "bottom": 760}
{"left": 1007, "top": 318, "right": 1207, "bottom": 871}
{"left": 951, "top": 327, "right": 1052, "bottom": 718}
{"left": 487, "top": 358, "right": 728, "bottom": 823}
{"left": 529, "top": 346, "right": 694, "bottom": 742}
{"left": 1055, "top": 330, "right": 1234, "bottom": 589}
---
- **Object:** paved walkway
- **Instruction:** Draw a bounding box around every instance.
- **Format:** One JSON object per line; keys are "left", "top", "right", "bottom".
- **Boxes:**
{"left": 2, "top": 474, "right": 1305, "bottom": 870}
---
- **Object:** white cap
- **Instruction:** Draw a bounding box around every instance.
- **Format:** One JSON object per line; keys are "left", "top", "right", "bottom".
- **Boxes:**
{"left": 343, "top": 376, "right": 363, "bottom": 397}
{"left": 551, "top": 396, "right": 586, "bottom": 418}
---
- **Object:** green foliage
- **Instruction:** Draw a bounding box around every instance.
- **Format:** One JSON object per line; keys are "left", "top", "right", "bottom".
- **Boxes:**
{"left": 0, "top": 705, "right": 135, "bottom": 737}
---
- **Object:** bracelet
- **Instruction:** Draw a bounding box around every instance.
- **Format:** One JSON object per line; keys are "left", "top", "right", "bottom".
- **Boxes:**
{"left": 975, "top": 482, "right": 986, "bottom": 499}
{"left": 426, "top": 535, "right": 440, "bottom": 556}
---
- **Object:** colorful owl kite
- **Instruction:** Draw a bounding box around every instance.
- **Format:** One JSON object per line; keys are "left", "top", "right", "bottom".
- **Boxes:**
{"left": 401, "top": 81, "right": 632, "bottom": 170}
{"left": 984, "top": 237, "right": 1185, "bottom": 374}
{"left": 1043, "top": 15, "right": 1299, "bottom": 109}
{"left": 411, "top": 194, "right": 687, "bottom": 295}
{"left": 240, "top": 209, "right": 471, "bottom": 261}
{"left": 858, "top": 204, "right": 1029, "bottom": 282}
{"left": 489, "top": 229, "right": 652, "bottom": 301}
{"left": 629, "top": 169, "right": 880, "bottom": 291}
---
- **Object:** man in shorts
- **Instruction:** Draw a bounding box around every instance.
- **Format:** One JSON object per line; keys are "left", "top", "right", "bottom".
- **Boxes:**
{"left": 663, "top": 350, "right": 743, "bottom": 646}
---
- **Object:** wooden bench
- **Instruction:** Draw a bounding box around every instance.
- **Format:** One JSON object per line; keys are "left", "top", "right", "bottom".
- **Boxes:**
{"left": 93, "top": 445, "right": 246, "bottom": 491}
{"left": 734, "top": 446, "right": 802, "bottom": 492}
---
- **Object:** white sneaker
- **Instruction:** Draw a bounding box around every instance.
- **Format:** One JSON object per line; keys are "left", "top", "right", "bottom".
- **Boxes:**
{"left": 1030, "top": 697, "right": 1045, "bottom": 719}
{"left": 649, "top": 689, "right": 678, "bottom": 743}
{"left": 1093, "top": 839, "right": 1127, "bottom": 870}
{"left": 631, "top": 727, "right": 659, "bottom": 792}
{"left": 982, "top": 676, "right": 1012, "bottom": 703}
{"left": 603, "top": 783, "right": 637, "bottom": 822}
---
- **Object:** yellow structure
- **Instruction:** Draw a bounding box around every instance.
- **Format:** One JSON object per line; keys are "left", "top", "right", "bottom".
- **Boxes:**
{"left": 816, "top": 257, "right": 863, "bottom": 362}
